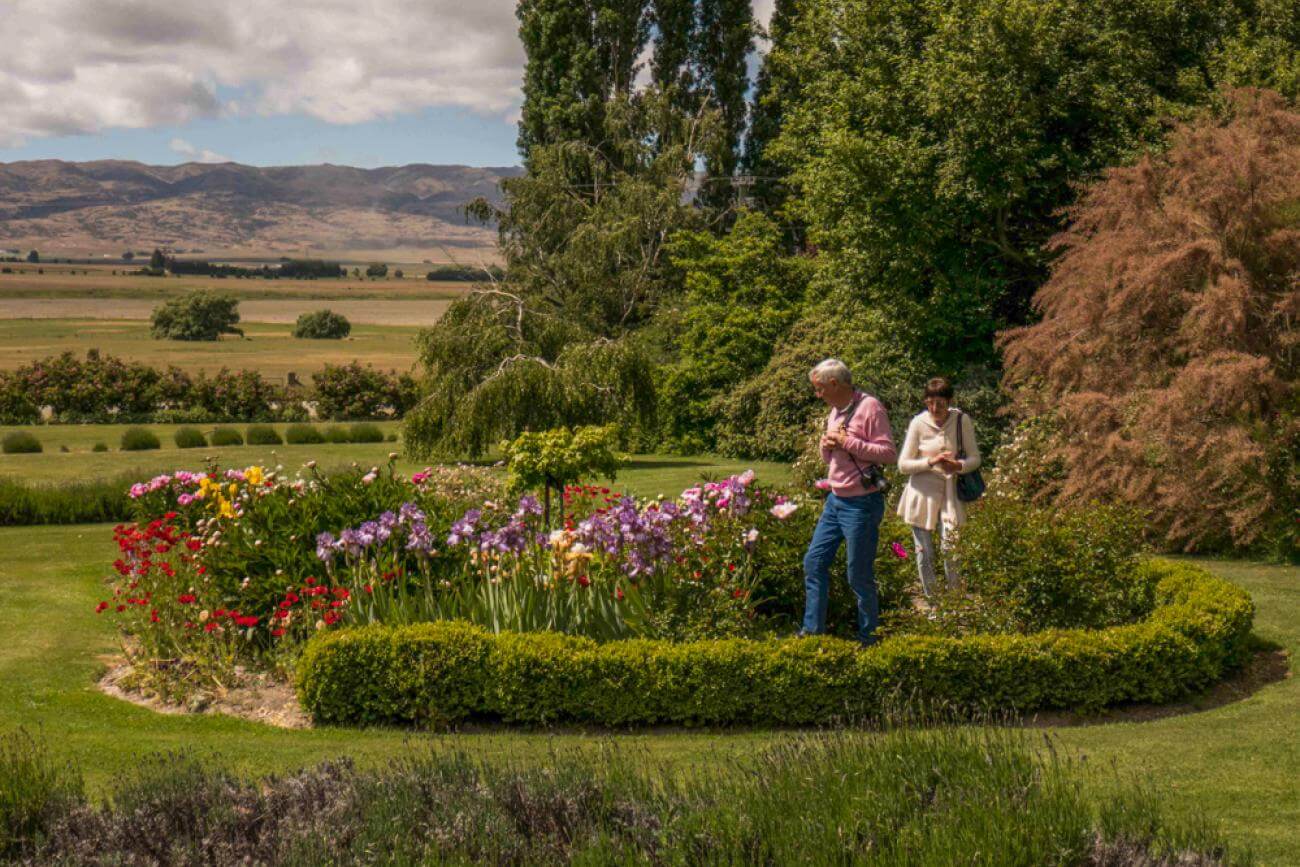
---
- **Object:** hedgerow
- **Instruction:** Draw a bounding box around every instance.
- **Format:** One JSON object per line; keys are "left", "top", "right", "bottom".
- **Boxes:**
{"left": 296, "top": 560, "right": 1253, "bottom": 727}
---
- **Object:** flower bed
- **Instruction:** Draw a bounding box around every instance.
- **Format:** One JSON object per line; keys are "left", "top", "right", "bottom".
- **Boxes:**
{"left": 97, "top": 461, "right": 915, "bottom": 698}
{"left": 295, "top": 560, "right": 1253, "bottom": 726}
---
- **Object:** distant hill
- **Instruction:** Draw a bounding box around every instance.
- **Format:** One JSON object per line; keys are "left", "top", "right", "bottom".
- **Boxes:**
{"left": 0, "top": 160, "right": 521, "bottom": 255}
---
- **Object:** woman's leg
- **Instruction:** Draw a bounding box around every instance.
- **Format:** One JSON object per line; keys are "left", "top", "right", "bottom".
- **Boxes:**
{"left": 939, "top": 518, "right": 960, "bottom": 589}
{"left": 911, "top": 524, "right": 938, "bottom": 597}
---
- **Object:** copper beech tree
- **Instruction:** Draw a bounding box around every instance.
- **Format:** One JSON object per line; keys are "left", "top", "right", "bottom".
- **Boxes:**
{"left": 1000, "top": 90, "right": 1299, "bottom": 554}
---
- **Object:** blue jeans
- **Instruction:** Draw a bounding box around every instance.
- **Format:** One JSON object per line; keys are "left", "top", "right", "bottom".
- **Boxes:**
{"left": 802, "top": 491, "right": 885, "bottom": 643}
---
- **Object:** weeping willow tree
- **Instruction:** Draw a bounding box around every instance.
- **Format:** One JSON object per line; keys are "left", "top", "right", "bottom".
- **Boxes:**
{"left": 404, "top": 92, "right": 712, "bottom": 459}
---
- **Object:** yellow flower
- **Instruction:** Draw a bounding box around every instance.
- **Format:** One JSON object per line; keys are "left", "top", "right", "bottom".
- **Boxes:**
{"left": 228, "top": 483, "right": 238, "bottom": 497}
{"left": 244, "top": 466, "right": 264, "bottom": 486}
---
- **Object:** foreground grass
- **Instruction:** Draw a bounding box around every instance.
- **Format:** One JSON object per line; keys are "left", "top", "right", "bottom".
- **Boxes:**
{"left": 0, "top": 319, "right": 421, "bottom": 378}
{"left": 3, "top": 727, "right": 1234, "bottom": 865}
{"left": 0, "top": 516, "right": 1292, "bottom": 860}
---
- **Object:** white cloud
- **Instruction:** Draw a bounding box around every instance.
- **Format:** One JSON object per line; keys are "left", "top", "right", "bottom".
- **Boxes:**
{"left": 169, "top": 137, "right": 230, "bottom": 163}
{"left": 0, "top": 0, "right": 778, "bottom": 150}
{"left": 0, "top": 0, "right": 526, "bottom": 146}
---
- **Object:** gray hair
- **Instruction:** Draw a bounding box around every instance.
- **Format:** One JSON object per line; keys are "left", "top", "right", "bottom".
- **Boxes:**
{"left": 809, "top": 358, "right": 852, "bottom": 386}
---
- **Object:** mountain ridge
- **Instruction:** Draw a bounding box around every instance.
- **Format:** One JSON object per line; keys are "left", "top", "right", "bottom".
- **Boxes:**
{"left": 0, "top": 159, "right": 521, "bottom": 253}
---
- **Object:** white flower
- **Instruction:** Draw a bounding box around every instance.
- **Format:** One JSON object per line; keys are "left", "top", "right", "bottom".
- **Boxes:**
{"left": 746, "top": 528, "right": 760, "bottom": 543}
{"left": 770, "top": 502, "right": 799, "bottom": 520}
{"left": 361, "top": 471, "right": 377, "bottom": 485}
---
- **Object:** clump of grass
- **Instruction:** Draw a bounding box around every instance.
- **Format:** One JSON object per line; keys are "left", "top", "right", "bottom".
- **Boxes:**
{"left": 348, "top": 423, "right": 385, "bottom": 443}
{"left": 119, "top": 427, "right": 160, "bottom": 451}
{"left": 0, "top": 476, "right": 134, "bottom": 525}
{"left": 91, "top": 442, "right": 108, "bottom": 452}
{"left": 0, "top": 730, "right": 83, "bottom": 860}
{"left": 173, "top": 427, "right": 208, "bottom": 449}
{"left": 2, "top": 432, "right": 42, "bottom": 454}
{"left": 245, "top": 425, "right": 283, "bottom": 445}
{"left": 323, "top": 425, "right": 352, "bottom": 444}
{"left": 210, "top": 428, "right": 244, "bottom": 447}
{"left": 8, "top": 727, "right": 1240, "bottom": 866}
{"left": 284, "top": 423, "right": 325, "bottom": 445}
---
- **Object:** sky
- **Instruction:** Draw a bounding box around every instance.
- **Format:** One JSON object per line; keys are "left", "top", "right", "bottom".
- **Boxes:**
{"left": 0, "top": 0, "right": 775, "bottom": 169}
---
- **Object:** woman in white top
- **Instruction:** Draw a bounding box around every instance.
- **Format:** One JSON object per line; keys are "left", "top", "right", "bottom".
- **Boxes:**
{"left": 895, "top": 377, "right": 981, "bottom": 596}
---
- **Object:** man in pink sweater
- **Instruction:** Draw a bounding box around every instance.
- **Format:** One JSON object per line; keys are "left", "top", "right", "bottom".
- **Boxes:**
{"left": 801, "top": 358, "right": 897, "bottom": 645}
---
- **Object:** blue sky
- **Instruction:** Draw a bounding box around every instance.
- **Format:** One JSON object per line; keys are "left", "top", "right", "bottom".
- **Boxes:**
{"left": 0, "top": 108, "right": 522, "bottom": 168}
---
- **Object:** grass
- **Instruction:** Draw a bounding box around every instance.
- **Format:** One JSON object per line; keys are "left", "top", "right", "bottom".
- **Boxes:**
{"left": 0, "top": 319, "right": 422, "bottom": 378}
{"left": 0, "top": 425, "right": 789, "bottom": 494}
{"left": 0, "top": 520, "right": 1293, "bottom": 858}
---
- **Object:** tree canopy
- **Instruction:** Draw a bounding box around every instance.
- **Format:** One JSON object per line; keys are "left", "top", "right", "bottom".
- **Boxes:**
{"left": 1000, "top": 90, "right": 1300, "bottom": 556}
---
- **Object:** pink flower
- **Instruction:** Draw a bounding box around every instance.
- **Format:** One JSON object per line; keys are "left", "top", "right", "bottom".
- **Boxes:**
{"left": 891, "top": 542, "right": 908, "bottom": 559}
{"left": 770, "top": 502, "right": 799, "bottom": 520}
{"left": 814, "top": 479, "right": 832, "bottom": 491}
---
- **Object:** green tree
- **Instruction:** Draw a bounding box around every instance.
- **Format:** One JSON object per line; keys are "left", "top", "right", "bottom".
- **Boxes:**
{"left": 149, "top": 248, "right": 165, "bottom": 270}
{"left": 25, "top": 250, "right": 38, "bottom": 263}
{"left": 742, "top": 0, "right": 805, "bottom": 220}
{"left": 692, "top": 0, "right": 755, "bottom": 214}
{"left": 503, "top": 424, "right": 622, "bottom": 526}
{"left": 365, "top": 263, "right": 388, "bottom": 278}
{"left": 293, "top": 309, "right": 351, "bottom": 339}
{"left": 657, "top": 210, "right": 811, "bottom": 451}
{"left": 404, "top": 95, "right": 700, "bottom": 459}
{"left": 149, "top": 291, "right": 243, "bottom": 341}
{"left": 516, "top": 0, "right": 651, "bottom": 164}
{"left": 769, "top": 0, "right": 1300, "bottom": 370}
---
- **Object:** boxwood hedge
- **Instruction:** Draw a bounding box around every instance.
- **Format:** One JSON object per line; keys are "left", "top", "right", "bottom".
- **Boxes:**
{"left": 296, "top": 560, "right": 1253, "bottom": 727}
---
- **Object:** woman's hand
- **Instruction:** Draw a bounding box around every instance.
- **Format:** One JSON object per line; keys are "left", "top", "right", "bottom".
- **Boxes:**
{"left": 822, "top": 430, "right": 847, "bottom": 450}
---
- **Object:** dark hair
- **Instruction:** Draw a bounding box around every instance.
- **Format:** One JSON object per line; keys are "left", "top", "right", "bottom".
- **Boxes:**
{"left": 924, "top": 377, "right": 954, "bottom": 399}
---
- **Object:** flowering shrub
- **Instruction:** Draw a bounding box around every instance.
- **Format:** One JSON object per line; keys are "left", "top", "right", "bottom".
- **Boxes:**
{"left": 316, "top": 471, "right": 791, "bottom": 641}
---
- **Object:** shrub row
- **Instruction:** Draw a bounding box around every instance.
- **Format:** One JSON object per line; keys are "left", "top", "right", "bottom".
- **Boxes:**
{"left": 0, "top": 352, "right": 416, "bottom": 424}
{"left": 0, "top": 477, "right": 133, "bottom": 525}
{"left": 296, "top": 561, "right": 1254, "bottom": 727}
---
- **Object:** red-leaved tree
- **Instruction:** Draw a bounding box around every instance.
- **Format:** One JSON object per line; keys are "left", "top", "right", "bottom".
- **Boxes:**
{"left": 1000, "top": 89, "right": 1299, "bottom": 555}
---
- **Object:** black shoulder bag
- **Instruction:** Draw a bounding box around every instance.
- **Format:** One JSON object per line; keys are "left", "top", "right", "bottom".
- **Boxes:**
{"left": 954, "top": 409, "right": 985, "bottom": 502}
{"left": 839, "top": 396, "right": 890, "bottom": 495}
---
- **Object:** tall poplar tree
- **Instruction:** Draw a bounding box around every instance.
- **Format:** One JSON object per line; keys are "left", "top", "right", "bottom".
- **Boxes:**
{"left": 742, "top": 0, "right": 803, "bottom": 220}
{"left": 516, "top": 0, "right": 652, "bottom": 164}
{"left": 692, "top": 0, "right": 754, "bottom": 214}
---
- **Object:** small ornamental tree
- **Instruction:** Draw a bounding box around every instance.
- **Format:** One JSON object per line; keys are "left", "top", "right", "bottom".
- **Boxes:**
{"left": 293, "top": 309, "right": 352, "bottom": 339}
{"left": 150, "top": 291, "right": 243, "bottom": 341}
{"left": 365, "top": 263, "right": 388, "bottom": 278}
{"left": 1000, "top": 89, "right": 1300, "bottom": 556}
{"left": 502, "top": 425, "right": 622, "bottom": 527}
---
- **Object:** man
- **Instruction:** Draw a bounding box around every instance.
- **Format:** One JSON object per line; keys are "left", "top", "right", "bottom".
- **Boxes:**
{"left": 801, "top": 358, "right": 897, "bottom": 645}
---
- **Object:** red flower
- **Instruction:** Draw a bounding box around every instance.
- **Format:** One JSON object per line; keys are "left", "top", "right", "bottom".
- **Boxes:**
{"left": 115, "top": 604, "right": 126, "bottom": 613}
{"left": 203, "top": 622, "right": 219, "bottom": 633}
{"left": 213, "top": 608, "right": 228, "bottom": 618}
{"left": 577, "top": 575, "right": 591, "bottom": 587}
{"left": 274, "top": 609, "right": 290, "bottom": 620}
{"left": 271, "top": 628, "right": 286, "bottom": 637}
{"left": 323, "top": 612, "right": 341, "bottom": 625}
{"left": 235, "top": 615, "right": 258, "bottom": 627}
{"left": 305, "top": 576, "right": 317, "bottom": 586}
{"left": 186, "top": 539, "right": 202, "bottom": 551}
{"left": 363, "top": 584, "right": 373, "bottom": 594}
{"left": 732, "top": 589, "right": 747, "bottom": 599}
{"left": 614, "top": 587, "right": 624, "bottom": 600}
{"left": 95, "top": 601, "right": 109, "bottom": 613}
{"left": 150, "top": 609, "right": 160, "bottom": 623}
{"left": 178, "top": 594, "right": 197, "bottom": 604}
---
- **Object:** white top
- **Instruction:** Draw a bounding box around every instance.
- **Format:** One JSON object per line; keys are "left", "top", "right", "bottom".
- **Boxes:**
{"left": 895, "top": 409, "right": 981, "bottom": 531}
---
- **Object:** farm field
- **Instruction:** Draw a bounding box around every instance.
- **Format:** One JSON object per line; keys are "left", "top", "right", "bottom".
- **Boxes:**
{"left": 0, "top": 520, "right": 1293, "bottom": 861}
{"left": 0, "top": 425, "right": 792, "bottom": 493}
{"left": 0, "top": 319, "right": 422, "bottom": 377}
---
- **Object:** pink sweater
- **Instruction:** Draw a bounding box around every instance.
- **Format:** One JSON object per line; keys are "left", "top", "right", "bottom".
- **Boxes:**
{"left": 820, "top": 391, "right": 898, "bottom": 496}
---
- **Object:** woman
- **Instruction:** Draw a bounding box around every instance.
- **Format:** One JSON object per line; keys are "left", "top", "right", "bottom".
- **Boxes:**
{"left": 896, "top": 377, "right": 980, "bottom": 597}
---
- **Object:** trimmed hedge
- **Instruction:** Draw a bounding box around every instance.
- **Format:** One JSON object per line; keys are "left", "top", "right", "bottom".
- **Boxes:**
{"left": 0, "top": 477, "right": 132, "bottom": 525}
{"left": 173, "top": 427, "right": 207, "bottom": 449}
{"left": 2, "top": 431, "right": 42, "bottom": 454}
{"left": 210, "top": 427, "right": 244, "bottom": 446}
{"left": 245, "top": 424, "right": 283, "bottom": 445}
{"left": 119, "top": 428, "right": 160, "bottom": 451}
{"left": 297, "top": 560, "right": 1254, "bottom": 727}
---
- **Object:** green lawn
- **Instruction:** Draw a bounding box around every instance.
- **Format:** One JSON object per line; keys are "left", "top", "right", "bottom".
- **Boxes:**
{"left": 0, "top": 319, "right": 421, "bottom": 378}
{"left": 0, "top": 484, "right": 1293, "bottom": 860}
